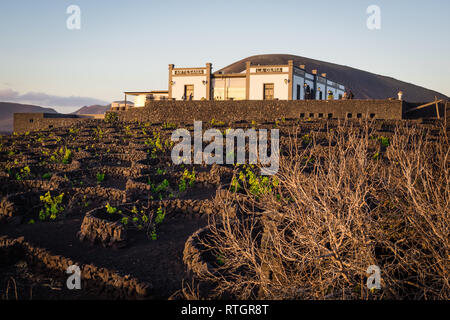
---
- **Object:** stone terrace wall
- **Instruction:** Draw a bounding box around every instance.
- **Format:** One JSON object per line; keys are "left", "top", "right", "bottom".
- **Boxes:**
{"left": 116, "top": 100, "right": 404, "bottom": 123}
{"left": 13, "top": 100, "right": 404, "bottom": 133}
{"left": 13, "top": 113, "right": 100, "bottom": 133}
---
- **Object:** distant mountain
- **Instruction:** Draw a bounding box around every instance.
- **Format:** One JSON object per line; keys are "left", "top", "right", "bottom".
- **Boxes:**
{"left": 0, "top": 102, "right": 58, "bottom": 133}
{"left": 72, "top": 104, "right": 110, "bottom": 115}
{"left": 216, "top": 54, "right": 449, "bottom": 102}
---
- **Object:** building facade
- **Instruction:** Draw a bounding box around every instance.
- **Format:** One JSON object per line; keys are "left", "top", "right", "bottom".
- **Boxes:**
{"left": 167, "top": 60, "right": 345, "bottom": 101}
{"left": 111, "top": 100, "right": 134, "bottom": 111}
{"left": 111, "top": 91, "right": 169, "bottom": 111}
{"left": 125, "top": 91, "right": 169, "bottom": 108}
{"left": 114, "top": 60, "right": 346, "bottom": 111}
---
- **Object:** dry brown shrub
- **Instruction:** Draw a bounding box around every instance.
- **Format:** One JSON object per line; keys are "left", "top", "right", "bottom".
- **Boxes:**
{"left": 191, "top": 121, "right": 449, "bottom": 300}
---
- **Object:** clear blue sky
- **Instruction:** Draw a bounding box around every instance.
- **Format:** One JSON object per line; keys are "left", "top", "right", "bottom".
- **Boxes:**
{"left": 0, "top": 0, "right": 449, "bottom": 113}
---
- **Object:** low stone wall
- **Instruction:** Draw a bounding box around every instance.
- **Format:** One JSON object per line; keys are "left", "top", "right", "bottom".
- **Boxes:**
{"left": 78, "top": 207, "right": 127, "bottom": 248}
{"left": 183, "top": 225, "right": 218, "bottom": 279}
{"left": 0, "top": 191, "right": 43, "bottom": 224}
{"left": 13, "top": 113, "right": 100, "bottom": 134}
{"left": 14, "top": 100, "right": 405, "bottom": 133}
{"left": 0, "top": 236, "right": 152, "bottom": 299}
{"left": 72, "top": 186, "right": 126, "bottom": 203}
{"left": 114, "top": 100, "right": 404, "bottom": 123}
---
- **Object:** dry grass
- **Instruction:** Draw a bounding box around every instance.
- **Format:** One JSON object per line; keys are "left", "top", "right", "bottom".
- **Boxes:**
{"left": 190, "top": 121, "right": 449, "bottom": 300}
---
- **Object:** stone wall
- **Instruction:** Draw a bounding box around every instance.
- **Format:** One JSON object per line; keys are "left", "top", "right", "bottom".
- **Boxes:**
{"left": 0, "top": 236, "right": 152, "bottom": 299}
{"left": 13, "top": 113, "right": 99, "bottom": 134}
{"left": 115, "top": 100, "right": 404, "bottom": 123}
{"left": 13, "top": 100, "right": 405, "bottom": 133}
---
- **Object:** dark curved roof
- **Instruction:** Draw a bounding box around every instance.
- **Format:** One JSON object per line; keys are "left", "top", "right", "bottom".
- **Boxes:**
{"left": 216, "top": 54, "right": 448, "bottom": 102}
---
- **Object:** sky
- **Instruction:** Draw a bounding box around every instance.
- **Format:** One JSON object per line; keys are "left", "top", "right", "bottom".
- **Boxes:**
{"left": 0, "top": 0, "right": 449, "bottom": 113}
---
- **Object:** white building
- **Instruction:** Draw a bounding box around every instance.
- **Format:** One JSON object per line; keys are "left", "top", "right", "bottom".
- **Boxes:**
{"left": 168, "top": 60, "right": 345, "bottom": 101}
{"left": 111, "top": 100, "right": 134, "bottom": 111}
{"left": 125, "top": 91, "right": 169, "bottom": 107}
{"left": 111, "top": 91, "right": 169, "bottom": 111}
{"left": 116, "top": 60, "right": 346, "bottom": 110}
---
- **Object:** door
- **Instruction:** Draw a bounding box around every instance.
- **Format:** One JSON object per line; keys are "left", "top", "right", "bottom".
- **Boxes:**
{"left": 184, "top": 85, "right": 194, "bottom": 100}
{"left": 263, "top": 83, "right": 274, "bottom": 100}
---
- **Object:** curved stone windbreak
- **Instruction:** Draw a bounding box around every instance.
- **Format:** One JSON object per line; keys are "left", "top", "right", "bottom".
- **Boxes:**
{"left": 78, "top": 199, "right": 217, "bottom": 249}
{"left": 183, "top": 226, "right": 218, "bottom": 279}
{"left": 0, "top": 236, "right": 152, "bottom": 299}
{"left": 78, "top": 206, "right": 127, "bottom": 248}
{"left": 73, "top": 186, "right": 126, "bottom": 203}
{"left": 4, "top": 178, "right": 59, "bottom": 192}
{"left": 0, "top": 191, "right": 42, "bottom": 224}
{"left": 151, "top": 199, "right": 216, "bottom": 216}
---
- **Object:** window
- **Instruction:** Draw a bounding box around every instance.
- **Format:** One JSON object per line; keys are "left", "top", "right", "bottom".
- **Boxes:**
{"left": 370, "top": 113, "right": 376, "bottom": 119}
{"left": 29, "top": 119, "right": 34, "bottom": 123}
{"left": 357, "top": 113, "right": 362, "bottom": 119}
{"left": 328, "top": 113, "right": 333, "bottom": 119}
{"left": 300, "top": 113, "right": 305, "bottom": 118}
{"left": 319, "top": 91, "right": 323, "bottom": 100}
{"left": 309, "top": 113, "right": 315, "bottom": 118}
{"left": 263, "top": 83, "right": 274, "bottom": 100}
{"left": 347, "top": 113, "right": 353, "bottom": 119}
{"left": 297, "top": 85, "right": 301, "bottom": 100}
{"left": 318, "top": 113, "right": 323, "bottom": 118}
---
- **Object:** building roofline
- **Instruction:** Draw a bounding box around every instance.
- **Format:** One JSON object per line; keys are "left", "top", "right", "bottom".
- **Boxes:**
{"left": 212, "top": 73, "right": 247, "bottom": 78}
{"left": 113, "top": 100, "right": 134, "bottom": 103}
{"left": 124, "top": 91, "right": 168, "bottom": 95}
